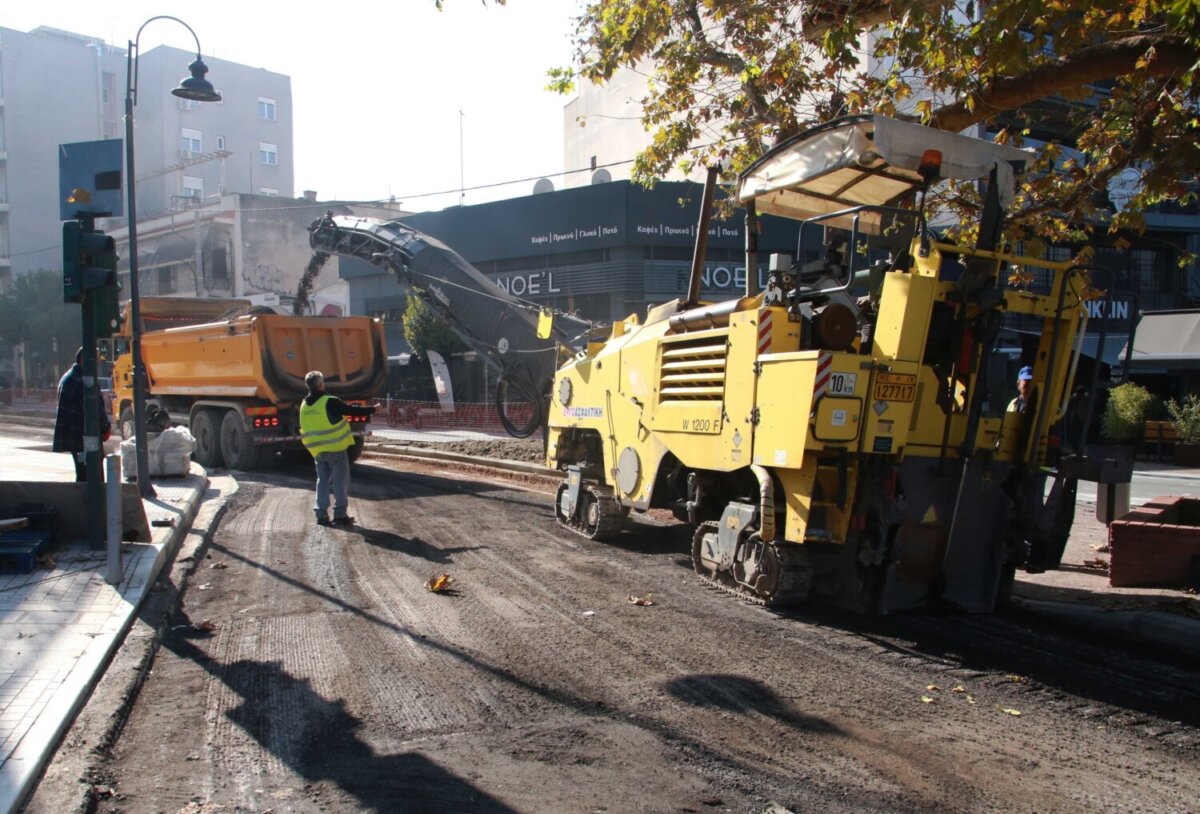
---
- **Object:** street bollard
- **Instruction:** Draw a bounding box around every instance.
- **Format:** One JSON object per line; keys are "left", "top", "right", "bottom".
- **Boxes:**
{"left": 106, "top": 453, "right": 123, "bottom": 585}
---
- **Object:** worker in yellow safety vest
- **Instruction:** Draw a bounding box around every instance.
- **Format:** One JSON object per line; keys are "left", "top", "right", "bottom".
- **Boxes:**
{"left": 299, "top": 370, "right": 376, "bottom": 526}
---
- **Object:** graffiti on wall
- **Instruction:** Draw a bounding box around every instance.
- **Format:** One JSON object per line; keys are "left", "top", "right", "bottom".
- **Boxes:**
{"left": 243, "top": 263, "right": 288, "bottom": 294}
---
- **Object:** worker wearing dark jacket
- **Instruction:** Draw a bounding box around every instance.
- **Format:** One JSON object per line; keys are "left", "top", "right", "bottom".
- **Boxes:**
{"left": 53, "top": 348, "right": 112, "bottom": 481}
{"left": 299, "top": 370, "right": 375, "bottom": 526}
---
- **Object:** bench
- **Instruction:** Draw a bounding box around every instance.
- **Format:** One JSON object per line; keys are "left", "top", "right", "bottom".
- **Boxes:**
{"left": 1144, "top": 420, "right": 1180, "bottom": 462}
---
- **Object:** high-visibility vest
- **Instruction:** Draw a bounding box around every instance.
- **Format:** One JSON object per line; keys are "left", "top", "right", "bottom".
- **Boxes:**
{"left": 299, "top": 395, "right": 354, "bottom": 456}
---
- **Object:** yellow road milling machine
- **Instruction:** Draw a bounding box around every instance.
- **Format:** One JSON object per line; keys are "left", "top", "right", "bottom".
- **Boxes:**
{"left": 546, "top": 115, "right": 1124, "bottom": 613}
{"left": 308, "top": 115, "right": 1129, "bottom": 613}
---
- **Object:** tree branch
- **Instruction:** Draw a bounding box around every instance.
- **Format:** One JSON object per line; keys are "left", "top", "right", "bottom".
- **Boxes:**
{"left": 931, "top": 33, "right": 1197, "bottom": 132}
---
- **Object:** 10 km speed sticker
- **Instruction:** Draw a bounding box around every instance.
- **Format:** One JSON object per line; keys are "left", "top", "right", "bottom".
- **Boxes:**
{"left": 828, "top": 372, "right": 857, "bottom": 396}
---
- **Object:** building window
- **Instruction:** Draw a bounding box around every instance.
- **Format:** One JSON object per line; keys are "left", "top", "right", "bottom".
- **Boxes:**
{"left": 259, "top": 188, "right": 279, "bottom": 197}
{"left": 258, "top": 97, "right": 277, "bottom": 121}
{"left": 178, "top": 98, "right": 201, "bottom": 111}
{"left": 259, "top": 142, "right": 278, "bottom": 166}
{"left": 216, "top": 135, "right": 225, "bottom": 151}
{"left": 183, "top": 175, "right": 204, "bottom": 199}
{"left": 180, "top": 128, "right": 202, "bottom": 157}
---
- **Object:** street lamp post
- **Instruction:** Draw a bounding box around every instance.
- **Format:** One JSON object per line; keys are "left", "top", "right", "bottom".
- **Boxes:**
{"left": 125, "top": 16, "right": 221, "bottom": 497}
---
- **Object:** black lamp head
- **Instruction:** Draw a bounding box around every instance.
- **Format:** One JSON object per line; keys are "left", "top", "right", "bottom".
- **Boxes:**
{"left": 172, "top": 56, "right": 221, "bottom": 102}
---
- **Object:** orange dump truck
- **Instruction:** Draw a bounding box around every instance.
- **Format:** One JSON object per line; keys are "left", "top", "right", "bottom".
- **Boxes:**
{"left": 110, "top": 297, "right": 387, "bottom": 470}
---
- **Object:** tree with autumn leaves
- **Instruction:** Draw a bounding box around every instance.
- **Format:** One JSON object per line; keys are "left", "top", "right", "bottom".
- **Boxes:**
{"left": 548, "top": 0, "right": 1199, "bottom": 251}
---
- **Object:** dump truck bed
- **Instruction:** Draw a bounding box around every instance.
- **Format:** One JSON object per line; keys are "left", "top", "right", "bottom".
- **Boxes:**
{"left": 141, "top": 314, "right": 387, "bottom": 404}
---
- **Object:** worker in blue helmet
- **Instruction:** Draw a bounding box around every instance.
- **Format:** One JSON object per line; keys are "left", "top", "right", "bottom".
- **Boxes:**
{"left": 1007, "top": 365, "right": 1036, "bottom": 414}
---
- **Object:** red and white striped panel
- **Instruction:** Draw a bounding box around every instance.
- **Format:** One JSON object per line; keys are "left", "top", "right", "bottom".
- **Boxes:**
{"left": 813, "top": 352, "right": 832, "bottom": 397}
{"left": 757, "top": 310, "right": 774, "bottom": 355}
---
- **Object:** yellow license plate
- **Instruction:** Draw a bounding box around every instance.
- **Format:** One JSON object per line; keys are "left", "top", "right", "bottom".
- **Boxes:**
{"left": 874, "top": 372, "right": 917, "bottom": 402}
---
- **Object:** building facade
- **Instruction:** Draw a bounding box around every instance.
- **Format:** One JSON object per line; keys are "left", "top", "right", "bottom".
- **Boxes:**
{"left": 0, "top": 25, "right": 293, "bottom": 288}
{"left": 106, "top": 193, "right": 400, "bottom": 312}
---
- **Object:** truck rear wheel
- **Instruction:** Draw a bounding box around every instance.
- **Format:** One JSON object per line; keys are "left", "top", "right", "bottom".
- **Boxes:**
{"left": 191, "top": 409, "right": 224, "bottom": 468}
{"left": 220, "top": 410, "right": 261, "bottom": 471}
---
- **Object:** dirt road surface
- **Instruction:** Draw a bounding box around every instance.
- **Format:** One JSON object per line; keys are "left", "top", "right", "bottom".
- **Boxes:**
{"left": 48, "top": 455, "right": 1200, "bottom": 812}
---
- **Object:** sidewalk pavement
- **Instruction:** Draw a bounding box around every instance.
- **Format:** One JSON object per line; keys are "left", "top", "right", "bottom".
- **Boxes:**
{"left": 0, "top": 436, "right": 210, "bottom": 814}
{"left": 1011, "top": 498, "right": 1200, "bottom": 657}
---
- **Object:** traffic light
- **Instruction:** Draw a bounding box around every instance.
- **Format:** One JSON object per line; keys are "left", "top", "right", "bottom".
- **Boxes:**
{"left": 62, "top": 220, "right": 123, "bottom": 336}
{"left": 82, "top": 229, "right": 121, "bottom": 338}
{"left": 91, "top": 277, "right": 122, "bottom": 338}
{"left": 63, "top": 221, "right": 83, "bottom": 303}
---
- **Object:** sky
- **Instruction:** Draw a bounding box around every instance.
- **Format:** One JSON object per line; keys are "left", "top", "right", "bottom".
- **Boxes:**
{"left": 1, "top": 1, "right": 587, "bottom": 212}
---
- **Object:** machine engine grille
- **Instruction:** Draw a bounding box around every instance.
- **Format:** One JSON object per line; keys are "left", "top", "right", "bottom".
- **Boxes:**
{"left": 658, "top": 335, "right": 728, "bottom": 404}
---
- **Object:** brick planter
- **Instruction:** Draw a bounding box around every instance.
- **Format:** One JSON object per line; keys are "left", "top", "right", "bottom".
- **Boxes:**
{"left": 1109, "top": 496, "right": 1200, "bottom": 588}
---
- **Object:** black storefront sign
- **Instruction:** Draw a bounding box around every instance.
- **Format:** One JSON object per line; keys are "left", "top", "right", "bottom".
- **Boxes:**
{"left": 400, "top": 180, "right": 802, "bottom": 263}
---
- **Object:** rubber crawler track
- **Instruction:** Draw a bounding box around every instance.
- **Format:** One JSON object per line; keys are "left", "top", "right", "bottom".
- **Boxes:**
{"left": 691, "top": 521, "right": 813, "bottom": 607}
{"left": 555, "top": 482, "right": 626, "bottom": 540}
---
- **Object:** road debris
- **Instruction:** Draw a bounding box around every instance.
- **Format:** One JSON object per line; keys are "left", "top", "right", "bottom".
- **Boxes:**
{"left": 921, "top": 695, "right": 935, "bottom": 704}
{"left": 1083, "top": 558, "right": 1110, "bottom": 572}
{"left": 425, "top": 573, "right": 455, "bottom": 593}
{"left": 628, "top": 594, "right": 655, "bottom": 606}
{"left": 999, "top": 706, "right": 1023, "bottom": 716}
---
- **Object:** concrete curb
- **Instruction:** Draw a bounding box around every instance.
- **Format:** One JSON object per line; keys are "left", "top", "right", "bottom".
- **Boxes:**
{"left": 0, "top": 414, "right": 54, "bottom": 430}
{"left": 1009, "top": 595, "right": 1200, "bottom": 662}
{"left": 11, "top": 470, "right": 219, "bottom": 814}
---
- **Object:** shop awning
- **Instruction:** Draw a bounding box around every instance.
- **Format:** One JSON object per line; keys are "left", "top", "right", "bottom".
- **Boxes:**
{"left": 1119, "top": 310, "right": 1200, "bottom": 371}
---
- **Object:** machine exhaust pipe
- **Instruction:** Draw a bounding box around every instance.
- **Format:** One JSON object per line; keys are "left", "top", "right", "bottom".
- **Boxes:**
{"left": 751, "top": 464, "right": 776, "bottom": 542}
{"left": 684, "top": 166, "right": 720, "bottom": 309}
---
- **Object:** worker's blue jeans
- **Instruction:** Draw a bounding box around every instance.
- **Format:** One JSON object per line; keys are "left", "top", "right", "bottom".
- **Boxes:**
{"left": 313, "top": 449, "right": 350, "bottom": 521}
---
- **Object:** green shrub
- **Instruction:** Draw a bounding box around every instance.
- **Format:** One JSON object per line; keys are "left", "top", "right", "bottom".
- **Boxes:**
{"left": 1101, "top": 382, "right": 1154, "bottom": 443}
{"left": 1167, "top": 394, "right": 1200, "bottom": 444}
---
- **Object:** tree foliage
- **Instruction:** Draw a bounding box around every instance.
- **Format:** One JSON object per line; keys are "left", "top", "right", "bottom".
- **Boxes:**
{"left": 401, "top": 292, "right": 464, "bottom": 359}
{"left": 552, "top": 0, "right": 1200, "bottom": 245}
{"left": 0, "top": 271, "right": 81, "bottom": 382}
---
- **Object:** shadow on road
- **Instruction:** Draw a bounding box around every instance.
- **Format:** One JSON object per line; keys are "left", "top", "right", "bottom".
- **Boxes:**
{"left": 779, "top": 604, "right": 1200, "bottom": 727}
{"left": 665, "top": 673, "right": 839, "bottom": 734}
{"left": 164, "top": 630, "right": 518, "bottom": 813}
{"left": 353, "top": 526, "right": 486, "bottom": 565}
{"left": 185, "top": 537, "right": 844, "bottom": 807}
